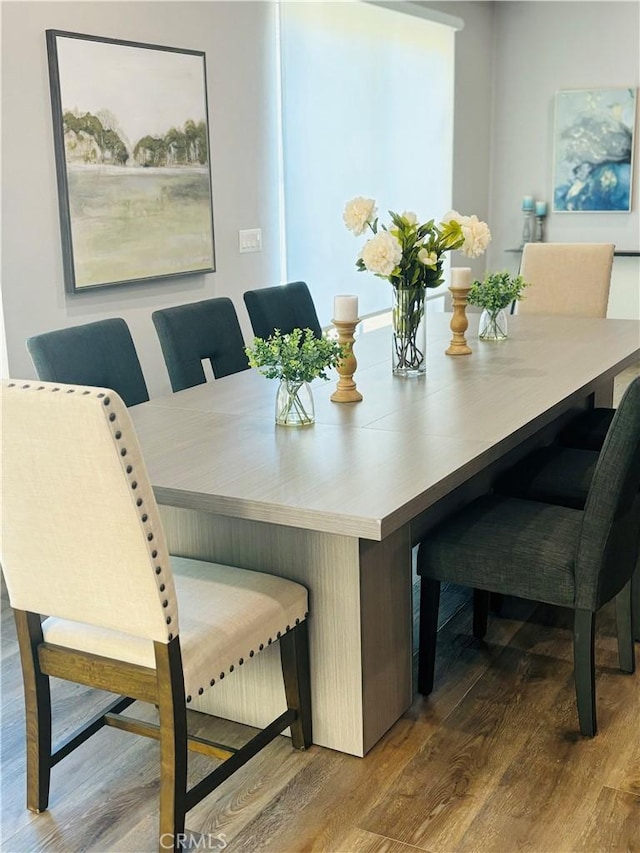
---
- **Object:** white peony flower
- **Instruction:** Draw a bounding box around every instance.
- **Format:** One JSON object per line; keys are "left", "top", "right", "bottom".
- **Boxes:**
{"left": 459, "top": 215, "right": 492, "bottom": 258}
{"left": 418, "top": 248, "right": 438, "bottom": 268}
{"left": 343, "top": 196, "right": 377, "bottom": 236}
{"left": 400, "top": 210, "right": 418, "bottom": 225}
{"left": 360, "top": 231, "right": 402, "bottom": 277}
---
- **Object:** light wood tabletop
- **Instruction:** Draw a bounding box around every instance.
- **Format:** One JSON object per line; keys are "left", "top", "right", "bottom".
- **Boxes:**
{"left": 130, "top": 312, "right": 640, "bottom": 756}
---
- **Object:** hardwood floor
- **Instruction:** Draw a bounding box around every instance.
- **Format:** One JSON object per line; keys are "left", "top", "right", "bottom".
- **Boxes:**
{"left": 2, "top": 366, "right": 639, "bottom": 852}
{"left": 2, "top": 583, "right": 638, "bottom": 853}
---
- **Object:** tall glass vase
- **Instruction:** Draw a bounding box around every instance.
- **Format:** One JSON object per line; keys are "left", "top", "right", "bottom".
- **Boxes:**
{"left": 392, "top": 286, "right": 427, "bottom": 377}
{"left": 275, "top": 379, "right": 315, "bottom": 426}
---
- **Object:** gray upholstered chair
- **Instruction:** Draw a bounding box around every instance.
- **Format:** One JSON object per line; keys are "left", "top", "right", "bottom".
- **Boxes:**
{"left": 518, "top": 242, "right": 614, "bottom": 318}
{"left": 26, "top": 318, "right": 149, "bottom": 407}
{"left": 557, "top": 406, "right": 615, "bottom": 450}
{"left": 492, "top": 379, "right": 640, "bottom": 643}
{"left": 1, "top": 380, "right": 311, "bottom": 853}
{"left": 243, "top": 281, "right": 323, "bottom": 340}
{"left": 152, "top": 298, "right": 250, "bottom": 392}
{"left": 417, "top": 377, "right": 639, "bottom": 736}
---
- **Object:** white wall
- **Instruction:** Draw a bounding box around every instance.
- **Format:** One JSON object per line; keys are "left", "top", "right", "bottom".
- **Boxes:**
{"left": 1, "top": 1, "right": 637, "bottom": 397}
{"left": 1, "top": 1, "right": 281, "bottom": 396}
{"left": 487, "top": 1, "right": 640, "bottom": 318}
{"left": 426, "top": 1, "right": 495, "bottom": 283}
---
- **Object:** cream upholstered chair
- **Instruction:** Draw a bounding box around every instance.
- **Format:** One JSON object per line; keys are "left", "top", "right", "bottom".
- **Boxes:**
{"left": 0, "top": 380, "right": 311, "bottom": 853}
{"left": 518, "top": 243, "right": 614, "bottom": 317}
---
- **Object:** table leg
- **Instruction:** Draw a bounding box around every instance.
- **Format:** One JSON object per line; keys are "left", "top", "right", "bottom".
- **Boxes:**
{"left": 159, "top": 507, "right": 413, "bottom": 757}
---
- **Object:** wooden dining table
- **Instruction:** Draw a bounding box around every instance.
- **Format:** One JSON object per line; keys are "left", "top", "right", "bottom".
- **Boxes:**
{"left": 130, "top": 312, "right": 640, "bottom": 756}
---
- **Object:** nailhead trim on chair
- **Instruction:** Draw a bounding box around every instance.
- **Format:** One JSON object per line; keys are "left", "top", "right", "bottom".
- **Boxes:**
{"left": 6, "top": 381, "right": 179, "bottom": 641}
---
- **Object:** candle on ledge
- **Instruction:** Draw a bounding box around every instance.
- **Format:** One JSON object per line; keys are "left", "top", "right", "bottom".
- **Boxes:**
{"left": 450, "top": 267, "right": 472, "bottom": 289}
{"left": 522, "top": 195, "right": 534, "bottom": 211}
{"left": 334, "top": 294, "right": 359, "bottom": 322}
{"left": 535, "top": 200, "right": 547, "bottom": 216}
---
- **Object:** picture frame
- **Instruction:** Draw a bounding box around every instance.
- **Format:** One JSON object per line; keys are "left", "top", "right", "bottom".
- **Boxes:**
{"left": 46, "top": 30, "right": 216, "bottom": 292}
{"left": 552, "top": 87, "right": 637, "bottom": 213}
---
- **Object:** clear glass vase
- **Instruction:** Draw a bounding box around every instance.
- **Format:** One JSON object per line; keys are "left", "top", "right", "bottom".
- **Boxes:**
{"left": 478, "top": 308, "right": 508, "bottom": 341}
{"left": 392, "top": 286, "right": 427, "bottom": 377}
{"left": 275, "top": 379, "right": 315, "bottom": 426}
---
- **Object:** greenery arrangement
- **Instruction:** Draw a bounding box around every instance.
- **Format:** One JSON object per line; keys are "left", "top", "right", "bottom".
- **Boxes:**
{"left": 467, "top": 271, "right": 530, "bottom": 313}
{"left": 245, "top": 328, "right": 344, "bottom": 383}
{"left": 246, "top": 328, "right": 345, "bottom": 426}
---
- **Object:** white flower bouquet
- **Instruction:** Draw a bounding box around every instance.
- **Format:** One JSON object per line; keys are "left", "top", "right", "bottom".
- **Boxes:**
{"left": 343, "top": 197, "right": 491, "bottom": 373}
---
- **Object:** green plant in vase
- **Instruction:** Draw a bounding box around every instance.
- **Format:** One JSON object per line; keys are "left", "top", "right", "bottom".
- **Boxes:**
{"left": 245, "top": 328, "right": 344, "bottom": 427}
{"left": 467, "top": 271, "right": 530, "bottom": 341}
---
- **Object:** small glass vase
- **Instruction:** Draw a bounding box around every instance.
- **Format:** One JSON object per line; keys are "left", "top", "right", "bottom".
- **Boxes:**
{"left": 275, "top": 379, "right": 315, "bottom": 427}
{"left": 478, "top": 308, "right": 508, "bottom": 341}
{"left": 392, "top": 286, "right": 427, "bottom": 377}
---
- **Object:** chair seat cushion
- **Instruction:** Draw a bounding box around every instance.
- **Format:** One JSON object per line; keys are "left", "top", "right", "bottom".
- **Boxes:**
{"left": 42, "top": 556, "right": 308, "bottom": 702}
{"left": 418, "top": 495, "right": 582, "bottom": 608}
{"left": 558, "top": 407, "right": 614, "bottom": 451}
{"left": 493, "top": 446, "right": 597, "bottom": 510}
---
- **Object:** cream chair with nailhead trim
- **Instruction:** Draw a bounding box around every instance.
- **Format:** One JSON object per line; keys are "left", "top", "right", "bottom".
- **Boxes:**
{"left": 518, "top": 242, "right": 614, "bottom": 317}
{"left": 0, "top": 380, "right": 312, "bottom": 853}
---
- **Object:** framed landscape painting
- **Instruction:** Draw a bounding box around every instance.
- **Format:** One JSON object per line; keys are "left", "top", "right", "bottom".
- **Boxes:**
{"left": 46, "top": 30, "right": 216, "bottom": 292}
{"left": 552, "top": 87, "right": 637, "bottom": 213}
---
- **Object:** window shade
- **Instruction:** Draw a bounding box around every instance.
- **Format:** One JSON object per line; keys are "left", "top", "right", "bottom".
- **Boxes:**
{"left": 278, "top": 1, "right": 456, "bottom": 325}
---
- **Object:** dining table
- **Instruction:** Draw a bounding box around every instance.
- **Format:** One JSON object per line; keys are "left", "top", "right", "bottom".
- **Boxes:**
{"left": 129, "top": 311, "right": 640, "bottom": 757}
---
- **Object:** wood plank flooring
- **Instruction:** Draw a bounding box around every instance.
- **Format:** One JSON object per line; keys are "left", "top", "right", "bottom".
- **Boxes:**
{"left": 2, "top": 586, "right": 638, "bottom": 853}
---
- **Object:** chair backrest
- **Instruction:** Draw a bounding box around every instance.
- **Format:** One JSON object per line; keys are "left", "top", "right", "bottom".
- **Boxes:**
{"left": 0, "top": 380, "right": 177, "bottom": 642}
{"left": 152, "top": 297, "right": 249, "bottom": 393}
{"left": 576, "top": 377, "right": 640, "bottom": 609}
{"left": 518, "top": 243, "right": 614, "bottom": 318}
{"left": 26, "top": 318, "right": 149, "bottom": 407}
{"left": 243, "top": 281, "right": 323, "bottom": 340}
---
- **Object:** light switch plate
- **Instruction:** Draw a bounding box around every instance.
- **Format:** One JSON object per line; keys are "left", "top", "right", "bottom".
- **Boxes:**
{"left": 239, "top": 228, "right": 262, "bottom": 253}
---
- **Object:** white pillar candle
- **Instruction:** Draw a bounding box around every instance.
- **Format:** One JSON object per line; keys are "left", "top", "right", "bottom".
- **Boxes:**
{"left": 334, "top": 295, "right": 359, "bottom": 321}
{"left": 450, "top": 267, "right": 472, "bottom": 288}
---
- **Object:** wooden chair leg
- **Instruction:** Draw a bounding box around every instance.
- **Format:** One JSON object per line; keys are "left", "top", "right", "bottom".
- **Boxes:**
{"left": 280, "top": 621, "right": 312, "bottom": 750}
{"left": 573, "top": 609, "right": 597, "bottom": 737}
{"left": 473, "top": 589, "right": 490, "bottom": 639}
{"left": 13, "top": 610, "right": 52, "bottom": 813}
{"left": 418, "top": 577, "right": 441, "bottom": 696}
{"left": 615, "top": 580, "right": 635, "bottom": 674}
{"left": 155, "top": 639, "right": 188, "bottom": 853}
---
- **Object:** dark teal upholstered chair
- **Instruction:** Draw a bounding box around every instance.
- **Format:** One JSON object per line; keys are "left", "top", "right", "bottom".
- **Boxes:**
{"left": 26, "top": 318, "right": 148, "bottom": 407}
{"left": 417, "top": 377, "right": 640, "bottom": 736}
{"left": 243, "top": 281, "right": 323, "bottom": 340}
{"left": 152, "top": 298, "right": 249, "bottom": 392}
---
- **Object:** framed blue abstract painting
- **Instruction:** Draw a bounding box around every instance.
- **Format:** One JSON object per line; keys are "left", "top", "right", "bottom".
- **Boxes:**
{"left": 552, "top": 87, "right": 637, "bottom": 213}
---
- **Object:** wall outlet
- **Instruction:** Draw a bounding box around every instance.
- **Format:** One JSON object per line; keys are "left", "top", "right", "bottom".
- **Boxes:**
{"left": 239, "top": 228, "right": 262, "bottom": 253}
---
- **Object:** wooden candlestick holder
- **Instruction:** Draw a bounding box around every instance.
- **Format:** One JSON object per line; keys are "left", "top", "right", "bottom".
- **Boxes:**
{"left": 330, "top": 319, "right": 363, "bottom": 403}
{"left": 445, "top": 284, "right": 473, "bottom": 356}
